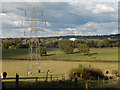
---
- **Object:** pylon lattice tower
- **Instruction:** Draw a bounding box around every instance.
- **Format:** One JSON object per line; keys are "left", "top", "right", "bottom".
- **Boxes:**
{"left": 22, "top": 7, "right": 46, "bottom": 76}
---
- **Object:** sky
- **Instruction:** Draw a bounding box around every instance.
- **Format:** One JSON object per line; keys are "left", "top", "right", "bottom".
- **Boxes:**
{"left": 1, "top": 1, "right": 119, "bottom": 38}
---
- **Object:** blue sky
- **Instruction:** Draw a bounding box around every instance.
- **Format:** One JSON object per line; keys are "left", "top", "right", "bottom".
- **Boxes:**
{"left": 1, "top": 2, "right": 118, "bottom": 38}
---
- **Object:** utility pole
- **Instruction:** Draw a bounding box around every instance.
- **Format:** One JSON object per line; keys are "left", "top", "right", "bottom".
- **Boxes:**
{"left": 21, "top": 7, "right": 46, "bottom": 76}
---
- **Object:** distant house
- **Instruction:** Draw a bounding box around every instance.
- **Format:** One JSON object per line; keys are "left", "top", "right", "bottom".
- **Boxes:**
{"left": 69, "top": 38, "right": 77, "bottom": 41}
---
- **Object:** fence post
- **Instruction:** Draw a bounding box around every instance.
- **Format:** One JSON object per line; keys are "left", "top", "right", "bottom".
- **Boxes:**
{"left": 62, "top": 74, "right": 64, "bottom": 81}
{"left": 89, "top": 78, "right": 91, "bottom": 87}
{"left": 103, "top": 79, "right": 104, "bottom": 85}
{"left": 108, "top": 76, "right": 110, "bottom": 84}
{"left": 74, "top": 77, "right": 78, "bottom": 88}
{"left": 98, "top": 76, "right": 100, "bottom": 86}
{"left": 16, "top": 73, "right": 19, "bottom": 88}
{"left": 51, "top": 75, "right": 52, "bottom": 81}
{"left": 46, "top": 70, "right": 49, "bottom": 82}
{"left": 86, "top": 80, "right": 88, "bottom": 90}
{"left": 36, "top": 77, "right": 38, "bottom": 82}
{"left": 80, "top": 74, "right": 83, "bottom": 79}
{"left": 64, "top": 73, "right": 66, "bottom": 81}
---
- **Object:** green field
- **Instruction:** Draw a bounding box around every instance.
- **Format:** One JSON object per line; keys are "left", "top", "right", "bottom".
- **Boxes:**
{"left": 2, "top": 47, "right": 119, "bottom": 78}
{"left": 2, "top": 47, "right": 118, "bottom": 61}
{"left": 2, "top": 48, "right": 119, "bottom": 88}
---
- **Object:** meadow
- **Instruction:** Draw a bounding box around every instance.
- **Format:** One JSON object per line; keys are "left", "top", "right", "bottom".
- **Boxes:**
{"left": 1, "top": 47, "right": 119, "bottom": 88}
{"left": 2, "top": 47, "right": 118, "bottom": 61}
{"left": 2, "top": 47, "right": 119, "bottom": 78}
{"left": 2, "top": 60, "right": 118, "bottom": 78}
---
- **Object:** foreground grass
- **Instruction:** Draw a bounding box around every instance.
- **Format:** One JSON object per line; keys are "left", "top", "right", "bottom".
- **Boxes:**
{"left": 2, "top": 80, "right": 85, "bottom": 88}
{"left": 2, "top": 47, "right": 118, "bottom": 61}
{"left": 2, "top": 79, "right": 120, "bottom": 89}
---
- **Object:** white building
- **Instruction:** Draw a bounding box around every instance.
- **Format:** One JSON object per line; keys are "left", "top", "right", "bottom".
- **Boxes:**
{"left": 69, "top": 38, "right": 77, "bottom": 41}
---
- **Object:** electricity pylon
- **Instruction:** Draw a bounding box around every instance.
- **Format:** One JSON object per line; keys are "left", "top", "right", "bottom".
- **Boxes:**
{"left": 22, "top": 7, "right": 46, "bottom": 76}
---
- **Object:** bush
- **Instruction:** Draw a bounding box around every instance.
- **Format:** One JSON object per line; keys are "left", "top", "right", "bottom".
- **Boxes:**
{"left": 78, "top": 44, "right": 89, "bottom": 55}
{"left": 35, "top": 46, "right": 47, "bottom": 56}
{"left": 16, "top": 44, "right": 21, "bottom": 48}
{"left": 69, "top": 68, "right": 78, "bottom": 80}
{"left": 84, "top": 67, "right": 104, "bottom": 80}
{"left": 63, "top": 45, "right": 74, "bottom": 54}
{"left": 9, "top": 45, "right": 15, "bottom": 49}
{"left": 68, "top": 64, "right": 104, "bottom": 80}
{"left": 59, "top": 40, "right": 74, "bottom": 54}
{"left": 69, "top": 64, "right": 85, "bottom": 80}
{"left": 111, "top": 70, "right": 118, "bottom": 76}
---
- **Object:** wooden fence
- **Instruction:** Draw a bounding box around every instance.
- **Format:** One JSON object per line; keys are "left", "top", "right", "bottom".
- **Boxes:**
{"left": 2, "top": 74, "right": 119, "bottom": 88}
{"left": 2, "top": 73, "right": 66, "bottom": 82}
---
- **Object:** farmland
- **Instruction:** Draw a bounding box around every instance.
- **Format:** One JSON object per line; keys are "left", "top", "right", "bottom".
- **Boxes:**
{"left": 2, "top": 47, "right": 119, "bottom": 88}
{"left": 2, "top": 47, "right": 118, "bottom": 61}
{"left": 2, "top": 60, "right": 118, "bottom": 77}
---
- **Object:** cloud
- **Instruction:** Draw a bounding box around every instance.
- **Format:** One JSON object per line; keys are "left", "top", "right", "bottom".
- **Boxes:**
{"left": 93, "top": 4, "right": 115, "bottom": 14}
{"left": 0, "top": 13, "right": 6, "bottom": 16}
{"left": 1, "top": 2, "right": 118, "bottom": 38}
{"left": 59, "top": 21, "right": 118, "bottom": 35}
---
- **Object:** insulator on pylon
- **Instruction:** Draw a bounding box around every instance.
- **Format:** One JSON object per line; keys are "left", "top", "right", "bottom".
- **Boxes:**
{"left": 25, "top": 10, "right": 26, "bottom": 16}
{"left": 22, "top": 20, "right": 24, "bottom": 26}
{"left": 41, "top": 10, "right": 43, "bottom": 16}
{"left": 45, "top": 21, "right": 46, "bottom": 26}
{"left": 24, "top": 31, "right": 26, "bottom": 36}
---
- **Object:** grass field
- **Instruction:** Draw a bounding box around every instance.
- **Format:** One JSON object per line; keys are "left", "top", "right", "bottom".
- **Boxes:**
{"left": 1, "top": 48, "right": 119, "bottom": 88}
{"left": 2, "top": 60, "right": 118, "bottom": 77}
{"left": 2, "top": 47, "right": 118, "bottom": 61}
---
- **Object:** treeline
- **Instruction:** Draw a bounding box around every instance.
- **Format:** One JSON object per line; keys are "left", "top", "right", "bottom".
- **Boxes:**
{"left": 1, "top": 37, "right": 120, "bottom": 49}
{"left": 1, "top": 38, "right": 29, "bottom": 49}
{"left": 39, "top": 33, "right": 120, "bottom": 39}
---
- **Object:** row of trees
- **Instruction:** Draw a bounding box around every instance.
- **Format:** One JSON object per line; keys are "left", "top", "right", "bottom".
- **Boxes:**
{"left": 72, "top": 38, "right": 120, "bottom": 48}
{"left": 1, "top": 38, "right": 120, "bottom": 49}
{"left": 1, "top": 38, "right": 29, "bottom": 49}
{"left": 40, "top": 38, "right": 120, "bottom": 48}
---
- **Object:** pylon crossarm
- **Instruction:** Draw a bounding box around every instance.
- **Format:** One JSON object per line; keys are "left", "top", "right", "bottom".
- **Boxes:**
{"left": 22, "top": 19, "right": 45, "bottom": 22}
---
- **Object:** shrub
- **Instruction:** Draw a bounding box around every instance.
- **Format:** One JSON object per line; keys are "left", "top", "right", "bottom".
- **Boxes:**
{"left": 63, "top": 45, "right": 74, "bottom": 54}
{"left": 16, "top": 44, "right": 21, "bottom": 48}
{"left": 78, "top": 44, "right": 89, "bottom": 55}
{"left": 68, "top": 64, "right": 85, "bottom": 80}
{"left": 69, "top": 68, "right": 78, "bottom": 80}
{"left": 68, "top": 64, "right": 104, "bottom": 80}
{"left": 9, "top": 45, "right": 15, "bottom": 49}
{"left": 59, "top": 39, "right": 74, "bottom": 54}
{"left": 111, "top": 70, "right": 118, "bottom": 76}
{"left": 35, "top": 46, "right": 47, "bottom": 56}
{"left": 84, "top": 67, "right": 104, "bottom": 80}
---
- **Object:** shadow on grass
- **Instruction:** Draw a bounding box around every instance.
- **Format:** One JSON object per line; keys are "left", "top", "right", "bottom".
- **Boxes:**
{"left": 73, "top": 52, "right": 98, "bottom": 56}
{"left": 43, "top": 54, "right": 56, "bottom": 56}
{"left": 2, "top": 49, "right": 29, "bottom": 58}
{"left": 88, "top": 53, "right": 98, "bottom": 56}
